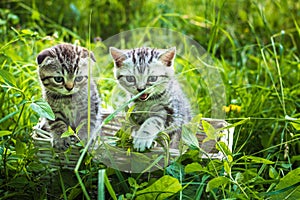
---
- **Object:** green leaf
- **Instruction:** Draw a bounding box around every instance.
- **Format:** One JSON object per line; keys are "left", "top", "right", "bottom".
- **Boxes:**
{"left": 126, "top": 103, "right": 136, "bottom": 120}
{"left": 242, "top": 156, "right": 274, "bottom": 164}
{"left": 31, "top": 10, "right": 40, "bottom": 21}
{"left": 291, "top": 155, "right": 300, "bottom": 163}
{"left": 15, "top": 140, "right": 26, "bottom": 155}
{"left": 66, "top": 187, "right": 81, "bottom": 200}
{"left": 182, "top": 125, "right": 200, "bottom": 149}
{"left": 189, "top": 114, "right": 203, "bottom": 133}
{"left": 75, "top": 122, "right": 85, "bottom": 133}
{"left": 285, "top": 115, "right": 300, "bottom": 130}
{"left": 128, "top": 177, "right": 137, "bottom": 188}
{"left": 136, "top": 175, "right": 182, "bottom": 200}
{"left": 27, "top": 162, "right": 46, "bottom": 172}
{"left": 0, "top": 131, "right": 12, "bottom": 137}
{"left": 227, "top": 155, "right": 233, "bottom": 163}
{"left": 269, "top": 166, "right": 279, "bottom": 179}
{"left": 8, "top": 13, "right": 19, "bottom": 24}
{"left": 185, "top": 162, "right": 203, "bottom": 173}
{"left": 234, "top": 172, "right": 244, "bottom": 183}
{"left": 223, "top": 161, "right": 231, "bottom": 175}
{"left": 291, "top": 122, "right": 300, "bottom": 130}
{"left": 21, "top": 29, "right": 35, "bottom": 35}
{"left": 218, "top": 118, "right": 249, "bottom": 131}
{"left": 216, "top": 141, "right": 232, "bottom": 157}
{"left": 202, "top": 120, "right": 217, "bottom": 143}
{"left": 166, "top": 162, "right": 184, "bottom": 180}
{"left": 206, "top": 176, "right": 230, "bottom": 192}
{"left": 61, "top": 126, "right": 75, "bottom": 138}
{"left": 0, "top": 110, "right": 19, "bottom": 124}
{"left": 30, "top": 99, "right": 55, "bottom": 120}
{"left": 7, "top": 177, "right": 28, "bottom": 188}
{"left": 0, "top": 68, "right": 16, "bottom": 86}
{"left": 266, "top": 168, "right": 300, "bottom": 199}
{"left": 0, "top": 19, "right": 7, "bottom": 26}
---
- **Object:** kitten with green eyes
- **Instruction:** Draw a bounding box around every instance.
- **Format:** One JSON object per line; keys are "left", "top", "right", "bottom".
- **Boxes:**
{"left": 37, "top": 43, "right": 101, "bottom": 150}
{"left": 110, "top": 47, "right": 191, "bottom": 151}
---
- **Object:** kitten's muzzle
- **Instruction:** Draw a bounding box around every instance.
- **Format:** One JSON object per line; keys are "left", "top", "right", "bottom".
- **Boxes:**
{"left": 137, "top": 88, "right": 150, "bottom": 101}
{"left": 139, "top": 93, "right": 149, "bottom": 101}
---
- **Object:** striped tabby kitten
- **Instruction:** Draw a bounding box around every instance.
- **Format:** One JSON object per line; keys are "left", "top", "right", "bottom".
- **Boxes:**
{"left": 37, "top": 43, "right": 101, "bottom": 150}
{"left": 110, "top": 47, "right": 191, "bottom": 151}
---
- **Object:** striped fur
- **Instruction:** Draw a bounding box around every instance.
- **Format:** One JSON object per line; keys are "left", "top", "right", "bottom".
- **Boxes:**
{"left": 37, "top": 43, "right": 101, "bottom": 150}
{"left": 110, "top": 47, "right": 191, "bottom": 151}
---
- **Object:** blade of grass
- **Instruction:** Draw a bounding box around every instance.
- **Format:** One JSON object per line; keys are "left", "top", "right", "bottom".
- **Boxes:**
{"left": 102, "top": 144, "right": 129, "bottom": 192}
{"left": 270, "top": 32, "right": 286, "bottom": 116}
{"left": 87, "top": 10, "right": 92, "bottom": 143}
{"left": 58, "top": 170, "right": 68, "bottom": 200}
{"left": 98, "top": 169, "right": 105, "bottom": 200}
{"left": 104, "top": 173, "right": 118, "bottom": 200}
{"left": 194, "top": 175, "right": 210, "bottom": 200}
{"left": 74, "top": 10, "right": 93, "bottom": 200}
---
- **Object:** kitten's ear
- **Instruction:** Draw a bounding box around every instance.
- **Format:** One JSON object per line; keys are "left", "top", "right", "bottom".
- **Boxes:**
{"left": 90, "top": 52, "right": 96, "bottom": 62}
{"left": 158, "top": 47, "right": 176, "bottom": 67}
{"left": 109, "top": 47, "right": 127, "bottom": 68}
{"left": 81, "top": 48, "right": 96, "bottom": 62}
{"left": 36, "top": 49, "right": 53, "bottom": 65}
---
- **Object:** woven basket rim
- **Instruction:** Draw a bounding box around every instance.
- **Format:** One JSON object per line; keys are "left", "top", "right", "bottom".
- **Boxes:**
{"left": 32, "top": 113, "right": 234, "bottom": 170}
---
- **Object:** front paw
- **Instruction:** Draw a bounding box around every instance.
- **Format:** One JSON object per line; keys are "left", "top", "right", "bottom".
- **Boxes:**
{"left": 53, "top": 136, "right": 78, "bottom": 151}
{"left": 132, "top": 130, "right": 156, "bottom": 152}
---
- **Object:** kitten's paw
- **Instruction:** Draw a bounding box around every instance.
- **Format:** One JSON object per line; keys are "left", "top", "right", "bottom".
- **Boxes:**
{"left": 133, "top": 137, "right": 154, "bottom": 152}
{"left": 132, "top": 131, "right": 156, "bottom": 152}
{"left": 53, "top": 138, "right": 70, "bottom": 150}
{"left": 53, "top": 136, "right": 78, "bottom": 151}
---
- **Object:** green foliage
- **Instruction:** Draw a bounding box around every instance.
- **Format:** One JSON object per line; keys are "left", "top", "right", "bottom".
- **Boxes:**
{"left": 135, "top": 175, "right": 182, "bottom": 200}
{"left": 206, "top": 176, "right": 230, "bottom": 193}
{"left": 0, "top": 0, "right": 299, "bottom": 199}
{"left": 30, "top": 98, "right": 55, "bottom": 120}
{"left": 270, "top": 168, "right": 300, "bottom": 199}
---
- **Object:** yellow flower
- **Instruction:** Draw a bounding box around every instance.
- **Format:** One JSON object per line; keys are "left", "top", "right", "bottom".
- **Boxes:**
{"left": 223, "top": 104, "right": 241, "bottom": 113}
{"left": 222, "top": 106, "right": 231, "bottom": 113}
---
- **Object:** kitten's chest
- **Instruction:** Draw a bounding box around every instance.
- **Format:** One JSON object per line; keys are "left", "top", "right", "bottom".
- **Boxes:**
{"left": 62, "top": 101, "right": 83, "bottom": 117}
{"left": 130, "top": 99, "right": 170, "bottom": 125}
{"left": 50, "top": 94, "right": 88, "bottom": 126}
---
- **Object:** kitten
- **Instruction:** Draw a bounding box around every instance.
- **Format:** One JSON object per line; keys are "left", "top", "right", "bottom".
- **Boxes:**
{"left": 110, "top": 47, "right": 191, "bottom": 151}
{"left": 36, "top": 43, "right": 101, "bottom": 150}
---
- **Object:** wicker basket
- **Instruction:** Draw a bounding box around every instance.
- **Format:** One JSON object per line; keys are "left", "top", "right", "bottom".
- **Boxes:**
{"left": 32, "top": 110, "right": 234, "bottom": 171}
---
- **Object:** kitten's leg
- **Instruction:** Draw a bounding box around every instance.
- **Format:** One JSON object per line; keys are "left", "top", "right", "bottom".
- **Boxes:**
{"left": 133, "top": 107, "right": 167, "bottom": 151}
{"left": 48, "top": 119, "right": 69, "bottom": 150}
{"left": 77, "top": 121, "right": 89, "bottom": 144}
{"left": 133, "top": 117, "right": 166, "bottom": 151}
{"left": 76, "top": 91, "right": 101, "bottom": 147}
{"left": 38, "top": 117, "right": 50, "bottom": 131}
{"left": 76, "top": 111, "right": 101, "bottom": 147}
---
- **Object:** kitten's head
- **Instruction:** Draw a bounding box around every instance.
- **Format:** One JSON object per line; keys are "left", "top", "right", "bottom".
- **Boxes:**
{"left": 110, "top": 47, "right": 176, "bottom": 101}
{"left": 37, "top": 43, "right": 95, "bottom": 95}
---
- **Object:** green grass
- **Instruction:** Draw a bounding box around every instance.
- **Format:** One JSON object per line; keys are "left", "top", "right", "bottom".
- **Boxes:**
{"left": 1, "top": 0, "right": 300, "bottom": 199}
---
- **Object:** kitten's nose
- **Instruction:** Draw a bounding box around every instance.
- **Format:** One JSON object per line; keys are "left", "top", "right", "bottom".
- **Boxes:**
{"left": 66, "top": 87, "right": 73, "bottom": 91}
{"left": 137, "top": 88, "right": 145, "bottom": 93}
{"left": 65, "top": 82, "right": 74, "bottom": 91}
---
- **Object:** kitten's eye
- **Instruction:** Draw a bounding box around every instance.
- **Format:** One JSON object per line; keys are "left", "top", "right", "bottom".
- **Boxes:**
{"left": 126, "top": 76, "right": 136, "bottom": 83}
{"left": 147, "top": 76, "right": 158, "bottom": 82}
{"left": 75, "top": 76, "right": 84, "bottom": 82}
{"left": 54, "top": 77, "right": 64, "bottom": 83}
